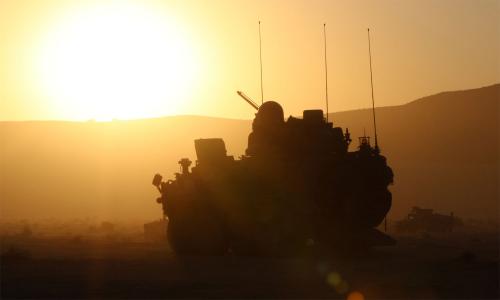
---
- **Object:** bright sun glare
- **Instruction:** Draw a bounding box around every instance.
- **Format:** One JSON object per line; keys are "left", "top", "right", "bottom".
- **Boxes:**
{"left": 37, "top": 3, "right": 199, "bottom": 121}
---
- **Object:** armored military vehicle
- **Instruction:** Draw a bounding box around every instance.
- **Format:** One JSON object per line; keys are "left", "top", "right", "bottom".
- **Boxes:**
{"left": 395, "top": 207, "right": 463, "bottom": 234}
{"left": 152, "top": 95, "right": 394, "bottom": 255}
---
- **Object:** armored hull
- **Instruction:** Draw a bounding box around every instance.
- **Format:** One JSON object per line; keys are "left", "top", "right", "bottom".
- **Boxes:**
{"left": 395, "top": 207, "right": 463, "bottom": 234}
{"left": 153, "top": 102, "right": 394, "bottom": 255}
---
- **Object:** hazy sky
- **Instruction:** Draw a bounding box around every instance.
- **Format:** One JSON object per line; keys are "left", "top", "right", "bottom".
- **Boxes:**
{"left": 1, "top": 0, "right": 499, "bottom": 121}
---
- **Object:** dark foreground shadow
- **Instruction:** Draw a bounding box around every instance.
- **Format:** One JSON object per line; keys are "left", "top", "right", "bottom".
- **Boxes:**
{"left": 1, "top": 233, "right": 498, "bottom": 299}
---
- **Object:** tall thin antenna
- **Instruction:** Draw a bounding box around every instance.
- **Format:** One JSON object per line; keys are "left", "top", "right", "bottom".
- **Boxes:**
{"left": 323, "top": 23, "right": 329, "bottom": 122}
{"left": 367, "top": 28, "right": 379, "bottom": 150}
{"left": 258, "top": 21, "right": 264, "bottom": 105}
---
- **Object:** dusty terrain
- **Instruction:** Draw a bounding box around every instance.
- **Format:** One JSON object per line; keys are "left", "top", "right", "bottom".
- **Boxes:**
{"left": 1, "top": 229, "right": 498, "bottom": 299}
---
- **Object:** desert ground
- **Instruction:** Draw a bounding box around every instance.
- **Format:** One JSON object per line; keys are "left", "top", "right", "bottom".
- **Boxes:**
{"left": 1, "top": 221, "right": 498, "bottom": 299}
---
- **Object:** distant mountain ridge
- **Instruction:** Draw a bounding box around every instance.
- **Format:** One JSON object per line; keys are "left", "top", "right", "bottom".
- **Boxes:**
{"left": 1, "top": 84, "right": 498, "bottom": 221}
{"left": 330, "top": 83, "right": 498, "bottom": 220}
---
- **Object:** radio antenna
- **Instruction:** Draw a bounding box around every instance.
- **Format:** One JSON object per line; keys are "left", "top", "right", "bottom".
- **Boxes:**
{"left": 323, "top": 23, "right": 329, "bottom": 122}
{"left": 367, "top": 28, "right": 379, "bottom": 151}
{"left": 258, "top": 21, "right": 264, "bottom": 105}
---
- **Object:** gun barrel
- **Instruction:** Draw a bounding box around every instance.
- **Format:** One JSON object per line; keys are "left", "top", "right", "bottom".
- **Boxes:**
{"left": 237, "top": 91, "right": 260, "bottom": 110}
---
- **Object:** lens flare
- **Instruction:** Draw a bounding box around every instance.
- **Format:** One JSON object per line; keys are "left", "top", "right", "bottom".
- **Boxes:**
{"left": 347, "top": 291, "right": 365, "bottom": 300}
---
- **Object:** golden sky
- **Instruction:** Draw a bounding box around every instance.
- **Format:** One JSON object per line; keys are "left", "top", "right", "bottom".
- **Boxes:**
{"left": 1, "top": 0, "right": 499, "bottom": 121}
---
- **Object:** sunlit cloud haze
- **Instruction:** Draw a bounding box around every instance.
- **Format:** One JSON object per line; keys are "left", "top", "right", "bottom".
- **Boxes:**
{"left": 1, "top": 0, "right": 499, "bottom": 121}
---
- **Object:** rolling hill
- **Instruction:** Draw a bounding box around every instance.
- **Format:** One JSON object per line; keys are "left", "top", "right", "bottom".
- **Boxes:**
{"left": 1, "top": 84, "right": 498, "bottom": 222}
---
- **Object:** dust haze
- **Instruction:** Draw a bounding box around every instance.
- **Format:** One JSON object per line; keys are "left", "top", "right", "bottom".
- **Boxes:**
{"left": 1, "top": 84, "right": 498, "bottom": 221}
{"left": 1, "top": 84, "right": 499, "bottom": 299}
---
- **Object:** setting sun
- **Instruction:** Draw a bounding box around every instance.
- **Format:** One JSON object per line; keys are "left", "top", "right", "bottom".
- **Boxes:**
{"left": 36, "top": 2, "right": 200, "bottom": 121}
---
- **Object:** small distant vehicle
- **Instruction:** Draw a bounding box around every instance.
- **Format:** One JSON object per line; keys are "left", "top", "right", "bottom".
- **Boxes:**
{"left": 151, "top": 93, "right": 395, "bottom": 256}
{"left": 395, "top": 206, "right": 463, "bottom": 234}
